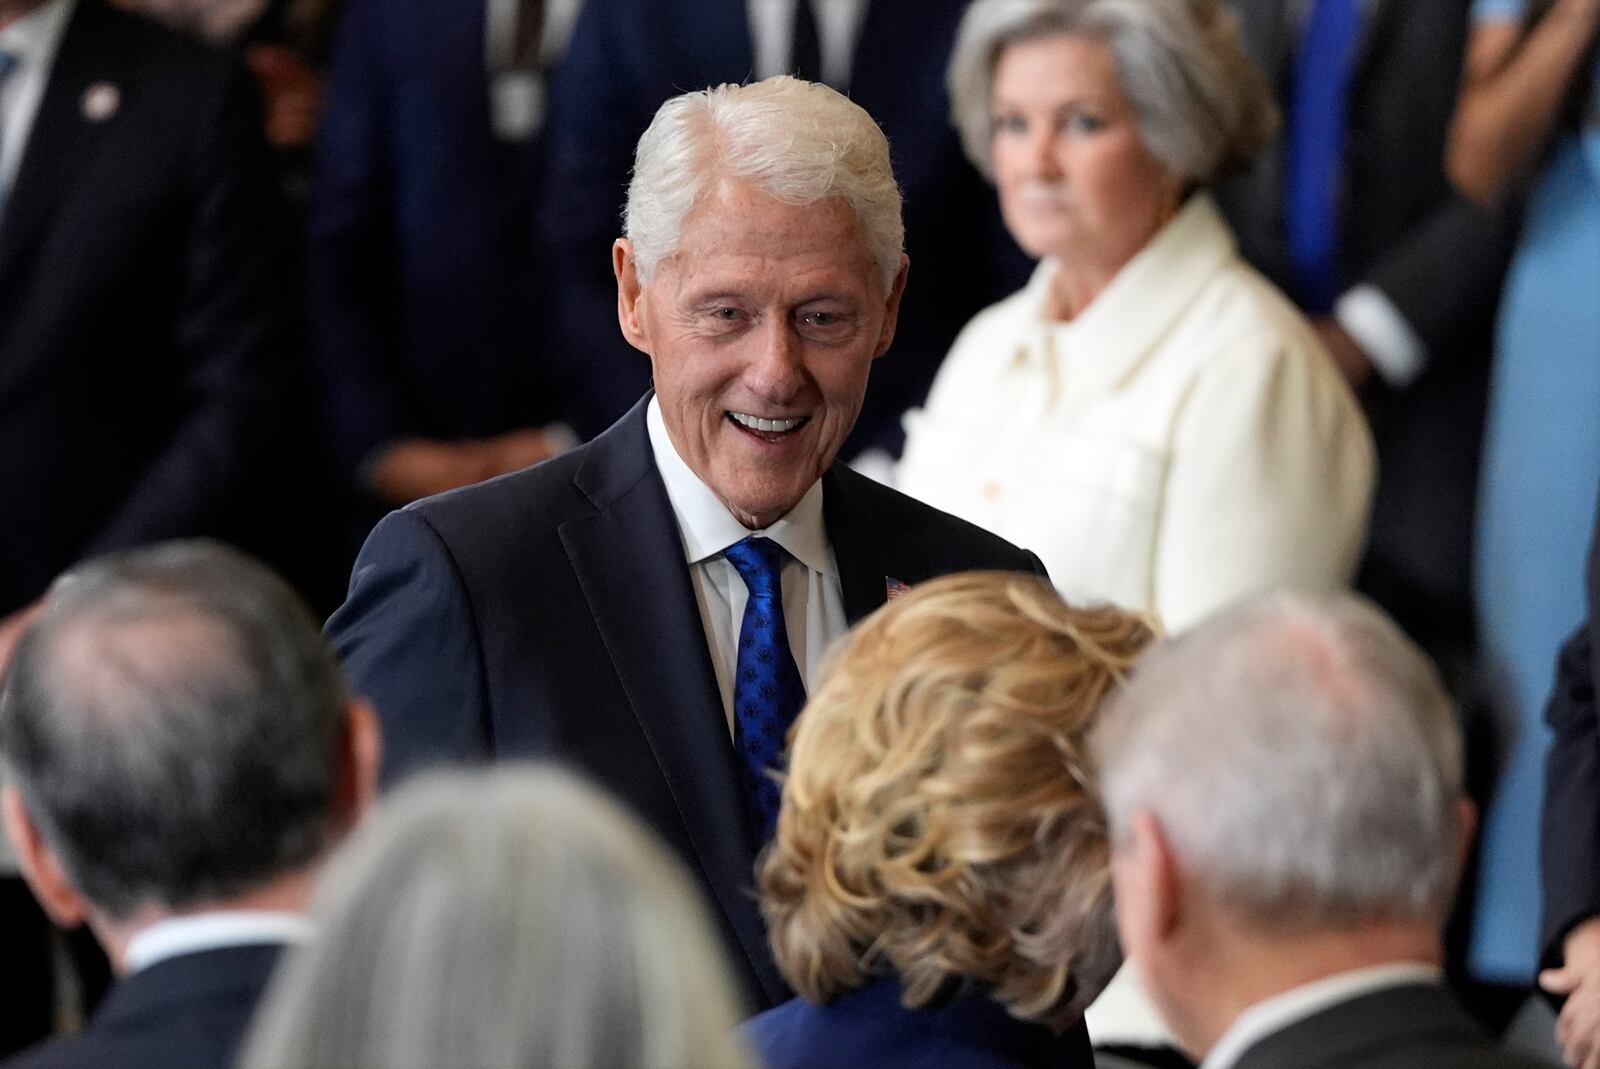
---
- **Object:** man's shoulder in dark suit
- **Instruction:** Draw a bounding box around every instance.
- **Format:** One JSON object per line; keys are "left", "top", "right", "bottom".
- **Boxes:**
{"left": 1, "top": 944, "right": 282, "bottom": 1069}
{"left": 1232, "top": 983, "right": 1554, "bottom": 1069}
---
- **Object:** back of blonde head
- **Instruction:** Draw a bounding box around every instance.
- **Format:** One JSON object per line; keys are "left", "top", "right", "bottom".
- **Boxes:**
{"left": 760, "top": 573, "right": 1156, "bottom": 1031}
{"left": 239, "top": 766, "right": 754, "bottom": 1069}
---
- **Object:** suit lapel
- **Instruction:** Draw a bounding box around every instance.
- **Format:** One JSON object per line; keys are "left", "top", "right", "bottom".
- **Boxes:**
{"left": 824, "top": 465, "right": 902, "bottom": 626}
{"left": 1350, "top": 0, "right": 1397, "bottom": 89}
{"left": 559, "top": 402, "right": 782, "bottom": 1001}
{"left": 0, "top": 0, "right": 124, "bottom": 287}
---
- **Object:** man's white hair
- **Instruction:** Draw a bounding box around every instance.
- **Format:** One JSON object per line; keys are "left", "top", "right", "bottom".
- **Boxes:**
{"left": 624, "top": 75, "right": 905, "bottom": 289}
{"left": 1093, "top": 592, "right": 1467, "bottom": 930}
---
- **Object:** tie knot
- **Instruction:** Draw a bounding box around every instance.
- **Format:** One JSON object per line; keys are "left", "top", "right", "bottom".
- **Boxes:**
{"left": 724, "top": 537, "right": 787, "bottom": 598}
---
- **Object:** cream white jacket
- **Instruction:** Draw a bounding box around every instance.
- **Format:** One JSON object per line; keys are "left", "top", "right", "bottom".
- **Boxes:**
{"left": 896, "top": 194, "right": 1375, "bottom": 635}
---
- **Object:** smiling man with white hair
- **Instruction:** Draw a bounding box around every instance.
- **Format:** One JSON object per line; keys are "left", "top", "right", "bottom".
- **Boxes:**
{"left": 1093, "top": 592, "right": 1552, "bottom": 1069}
{"left": 326, "top": 74, "right": 1044, "bottom": 1010}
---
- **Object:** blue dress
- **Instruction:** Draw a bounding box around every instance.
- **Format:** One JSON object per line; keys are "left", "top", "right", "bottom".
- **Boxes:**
{"left": 1469, "top": 0, "right": 1600, "bottom": 984}
{"left": 743, "top": 976, "right": 1094, "bottom": 1069}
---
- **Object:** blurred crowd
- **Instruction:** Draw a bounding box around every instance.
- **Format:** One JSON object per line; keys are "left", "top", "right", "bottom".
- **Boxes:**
{"left": 0, "top": 0, "right": 1598, "bottom": 1066}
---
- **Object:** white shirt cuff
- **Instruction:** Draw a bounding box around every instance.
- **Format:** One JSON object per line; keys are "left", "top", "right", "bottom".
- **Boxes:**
{"left": 1334, "top": 284, "right": 1428, "bottom": 389}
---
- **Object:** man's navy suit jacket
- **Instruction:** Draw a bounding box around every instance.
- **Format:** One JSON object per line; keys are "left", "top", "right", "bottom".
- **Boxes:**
{"left": 327, "top": 396, "right": 1045, "bottom": 1006}
{"left": 1, "top": 944, "right": 282, "bottom": 1069}
{"left": 536, "top": 0, "right": 1030, "bottom": 448}
{"left": 309, "top": 0, "right": 561, "bottom": 479}
{"left": 0, "top": 0, "right": 298, "bottom": 615}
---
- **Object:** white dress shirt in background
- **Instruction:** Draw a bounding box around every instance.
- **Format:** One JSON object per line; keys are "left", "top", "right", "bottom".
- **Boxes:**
{"left": 0, "top": 0, "right": 75, "bottom": 202}
{"left": 124, "top": 910, "right": 313, "bottom": 973}
{"left": 646, "top": 398, "right": 848, "bottom": 736}
{"left": 747, "top": 0, "right": 868, "bottom": 89}
{"left": 896, "top": 193, "right": 1375, "bottom": 637}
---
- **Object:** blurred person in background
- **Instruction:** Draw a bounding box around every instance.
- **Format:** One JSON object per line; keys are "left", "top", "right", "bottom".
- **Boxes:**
{"left": 0, "top": 0, "right": 314, "bottom": 1043}
{"left": 0, "top": 541, "right": 379, "bottom": 1069}
{"left": 1446, "top": 0, "right": 1600, "bottom": 1019}
{"left": 239, "top": 766, "right": 755, "bottom": 1069}
{"left": 895, "top": 0, "right": 1374, "bottom": 638}
{"left": 537, "top": 0, "right": 1031, "bottom": 454}
{"left": 749, "top": 572, "right": 1155, "bottom": 1069}
{"left": 1096, "top": 592, "right": 1552, "bottom": 1069}
{"left": 307, "top": 0, "right": 584, "bottom": 555}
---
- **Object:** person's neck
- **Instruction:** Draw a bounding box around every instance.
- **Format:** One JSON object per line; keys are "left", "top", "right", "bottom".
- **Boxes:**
{"left": 94, "top": 868, "right": 318, "bottom": 975}
{"left": 1045, "top": 258, "right": 1123, "bottom": 322}
{"left": 1176, "top": 920, "right": 1442, "bottom": 1059}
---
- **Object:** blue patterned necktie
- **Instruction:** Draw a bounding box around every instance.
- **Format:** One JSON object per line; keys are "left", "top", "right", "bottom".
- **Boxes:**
{"left": 723, "top": 536, "right": 806, "bottom": 839}
{"left": 1285, "top": 0, "right": 1360, "bottom": 313}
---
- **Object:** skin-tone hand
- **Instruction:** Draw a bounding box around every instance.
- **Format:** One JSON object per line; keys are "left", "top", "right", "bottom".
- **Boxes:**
{"left": 0, "top": 600, "right": 44, "bottom": 678}
{"left": 245, "top": 45, "right": 324, "bottom": 151}
{"left": 1543, "top": 918, "right": 1600, "bottom": 1068}
{"left": 367, "top": 429, "right": 567, "bottom": 506}
{"left": 1313, "top": 317, "right": 1374, "bottom": 389}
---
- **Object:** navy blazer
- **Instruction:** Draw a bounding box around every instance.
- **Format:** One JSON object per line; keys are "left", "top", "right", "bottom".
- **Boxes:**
{"left": 1540, "top": 488, "right": 1600, "bottom": 969}
{"left": 308, "top": 0, "right": 561, "bottom": 478}
{"left": 327, "top": 395, "right": 1045, "bottom": 1007}
{"left": 0, "top": 0, "right": 297, "bottom": 615}
{"left": 745, "top": 978, "right": 1095, "bottom": 1069}
{"left": 1, "top": 944, "right": 282, "bottom": 1069}
{"left": 536, "top": 0, "right": 1030, "bottom": 449}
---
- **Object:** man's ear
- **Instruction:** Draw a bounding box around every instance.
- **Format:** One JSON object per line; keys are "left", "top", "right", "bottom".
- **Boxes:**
{"left": 613, "top": 239, "right": 653, "bottom": 354}
{"left": 2, "top": 786, "right": 89, "bottom": 929}
{"left": 333, "top": 698, "right": 382, "bottom": 835}
{"left": 1115, "top": 809, "right": 1184, "bottom": 960}
{"left": 872, "top": 254, "right": 911, "bottom": 359}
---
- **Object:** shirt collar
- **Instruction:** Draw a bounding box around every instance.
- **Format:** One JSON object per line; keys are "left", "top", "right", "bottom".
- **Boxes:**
{"left": 646, "top": 396, "right": 835, "bottom": 576}
{"left": 124, "top": 910, "right": 313, "bottom": 974}
{"left": 1201, "top": 962, "right": 1443, "bottom": 1069}
{"left": 1015, "top": 193, "right": 1238, "bottom": 386}
{"left": 0, "top": 0, "right": 77, "bottom": 69}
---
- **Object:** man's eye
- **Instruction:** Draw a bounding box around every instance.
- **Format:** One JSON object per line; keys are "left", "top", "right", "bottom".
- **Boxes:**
{"left": 803, "top": 311, "right": 839, "bottom": 328}
{"left": 711, "top": 307, "right": 741, "bottom": 321}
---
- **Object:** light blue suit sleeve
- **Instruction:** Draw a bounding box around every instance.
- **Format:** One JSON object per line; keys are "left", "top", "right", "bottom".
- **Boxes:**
{"left": 1472, "top": 0, "right": 1525, "bottom": 22}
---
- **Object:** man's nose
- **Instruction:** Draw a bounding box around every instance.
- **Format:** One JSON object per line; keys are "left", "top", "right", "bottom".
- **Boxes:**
{"left": 746, "top": 318, "right": 807, "bottom": 400}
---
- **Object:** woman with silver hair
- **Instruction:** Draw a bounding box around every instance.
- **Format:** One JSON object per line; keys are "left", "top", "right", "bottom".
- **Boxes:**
{"left": 237, "top": 766, "right": 755, "bottom": 1069}
{"left": 895, "top": 0, "right": 1375, "bottom": 636}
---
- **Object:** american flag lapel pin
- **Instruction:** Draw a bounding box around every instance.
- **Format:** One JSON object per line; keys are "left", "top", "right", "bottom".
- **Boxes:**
{"left": 885, "top": 577, "right": 911, "bottom": 600}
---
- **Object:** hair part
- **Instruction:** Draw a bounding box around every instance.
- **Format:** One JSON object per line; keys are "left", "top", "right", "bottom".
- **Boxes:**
{"left": 624, "top": 75, "right": 905, "bottom": 290}
{"left": 947, "top": 0, "right": 1277, "bottom": 182}
{"left": 0, "top": 541, "right": 350, "bottom": 920}
{"left": 1093, "top": 592, "right": 1467, "bottom": 933}
{"left": 760, "top": 572, "right": 1156, "bottom": 1030}
{"left": 239, "top": 766, "right": 755, "bottom": 1069}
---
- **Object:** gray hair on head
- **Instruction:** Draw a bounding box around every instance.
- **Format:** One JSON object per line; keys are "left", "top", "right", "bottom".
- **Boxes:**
{"left": 0, "top": 540, "right": 350, "bottom": 921}
{"left": 947, "top": 0, "right": 1277, "bottom": 182}
{"left": 624, "top": 75, "right": 905, "bottom": 290}
{"left": 1093, "top": 592, "right": 1467, "bottom": 931}
{"left": 239, "top": 765, "right": 756, "bottom": 1069}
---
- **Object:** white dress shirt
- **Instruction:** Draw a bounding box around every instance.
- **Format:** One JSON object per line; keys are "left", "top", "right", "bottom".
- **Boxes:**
{"left": 746, "top": 0, "right": 868, "bottom": 89}
{"left": 0, "top": 0, "right": 75, "bottom": 201}
{"left": 646, "top": 398, "right": 848, "bottom": 735}
{"left": 1201, "top": 963, "right": 1443, "bottom": 1069}
{"left": 124, "top": 910, "right": 313, "bottom": 973}
{"left": 896, "top": 193, "right": 1375, "bottom": 636}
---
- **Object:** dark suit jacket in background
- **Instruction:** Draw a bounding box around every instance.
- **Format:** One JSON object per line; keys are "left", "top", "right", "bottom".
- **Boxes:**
{"left": 536, "top": 0, "right": 1030, "bottom": 451}
{"left": 1228, "top": 982, "right": 1553, "bottom": 1069}
{"left": 0, "top": 944, "right": 282, "bottom": 1069}
{"left": 1216, "top": 0, "right": 1516, "bottom": 652}
{"left": 326, "top": 395, "right": 1045, "bottom": 1007}
{"left": 0, "top": 0, "right": 306, "bottom": 614}
{"left": 1539, "top": 488, "right": 1600, "bottom": 969}
{"left": 308, "top": 0, "right": 567, "bottom": 483}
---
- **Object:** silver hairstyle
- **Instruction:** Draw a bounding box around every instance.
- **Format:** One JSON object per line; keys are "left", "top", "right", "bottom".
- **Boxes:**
{"left": 0, "top": 540, "right": 349, "bottom": 920}
{"left": 1093, "top": 593, "right": 1467, "bottom": 930}
{"left": 947, "top": 0, "right": 1278, "bottom": 182}
{"left": 239, "top": 765, "right": 756, "bottom": 1069}
{"left": 624, "top": 75, "right": 905, "bottom": 289}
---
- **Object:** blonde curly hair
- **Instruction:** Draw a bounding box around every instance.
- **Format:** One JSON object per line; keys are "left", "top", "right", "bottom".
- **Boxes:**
{"left": 759, "top": 572, "right": 1156, "bottom": 1031}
